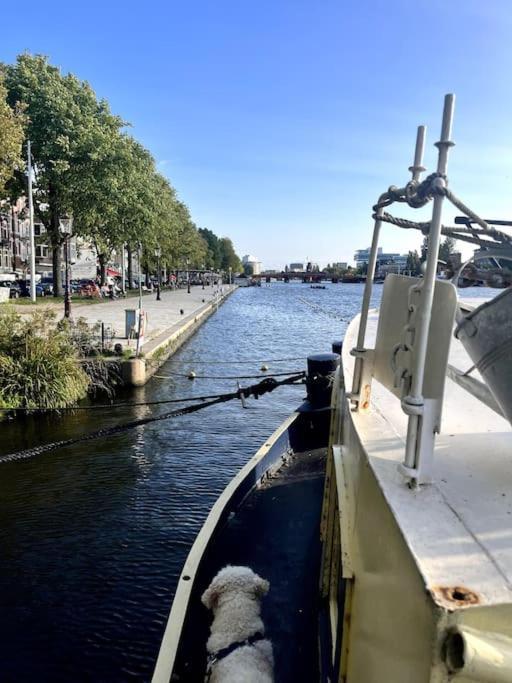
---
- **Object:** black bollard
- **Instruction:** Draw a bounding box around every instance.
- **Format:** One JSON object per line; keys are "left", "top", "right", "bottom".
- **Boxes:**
{"left": 306, "top": 353, "right": 339, "bottom": 409}
{"left": 180, "top": 308, "right": 184, "bottom": 315}
{"left": 332, "top": 341, "right": 343, "bottom": 355}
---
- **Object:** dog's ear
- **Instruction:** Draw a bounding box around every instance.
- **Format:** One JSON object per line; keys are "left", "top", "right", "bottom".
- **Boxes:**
{"left": 201, "top": 582, "right": 219, "bottom": 610}
{"left": 253, "top": 576, "right": 270, "bottom": 597}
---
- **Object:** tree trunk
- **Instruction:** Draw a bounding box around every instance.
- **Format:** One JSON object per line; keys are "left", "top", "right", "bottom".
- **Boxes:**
{"left": 49, "top": 183, "right": 64, "bottom": 296}
{"left": 127, "top": 244, "right": 133, "bottom": 289}
{"left": 52, "top": 244, "right": 63, "bottom": 296}
{"left": 98, "top": 254, "right": 107, "bottom": 285}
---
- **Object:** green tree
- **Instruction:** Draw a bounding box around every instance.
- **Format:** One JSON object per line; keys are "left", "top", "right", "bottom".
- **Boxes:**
{"left": 219, "top": 237, "right": 242, "bottom": 272}
{"left": 405, "top": 250, "right": 421, "bottom": 275}
{"left": 5, "top": 54, "right": 124, "bottom": 294}
{"left": 198, "top": 228, "right": 222, "bottom": 269}
{"left": 439, "top": 237, "right": 456, "bottom": 264}
{"left": 0, "top": 74, "right": 25, "bottom": 195}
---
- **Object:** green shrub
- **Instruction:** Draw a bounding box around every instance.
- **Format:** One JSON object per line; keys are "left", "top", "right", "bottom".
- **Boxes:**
{"left": 0, "top": 309, "right": 90, "bottom": 409}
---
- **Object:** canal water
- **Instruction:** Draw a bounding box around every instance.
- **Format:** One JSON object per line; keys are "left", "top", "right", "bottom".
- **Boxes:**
{"left": 0, "top": 282, "right": 491, "bottom": 681}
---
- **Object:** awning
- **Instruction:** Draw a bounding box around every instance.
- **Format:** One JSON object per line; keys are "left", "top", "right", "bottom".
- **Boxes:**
{"left": 107, "top": 267, "right": 121, "bottom": 277}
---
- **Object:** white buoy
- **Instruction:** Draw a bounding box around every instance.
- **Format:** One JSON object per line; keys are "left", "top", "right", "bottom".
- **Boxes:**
{"left": 188, "top": 370, "right": 196, "bottom": 380}
{"left": 261, "top": 364, "right": 269, "bottom": 372}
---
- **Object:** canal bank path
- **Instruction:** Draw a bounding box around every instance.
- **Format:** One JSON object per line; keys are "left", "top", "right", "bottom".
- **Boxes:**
{"left": 13, "top": 284, "right": 235, "bottom": 352}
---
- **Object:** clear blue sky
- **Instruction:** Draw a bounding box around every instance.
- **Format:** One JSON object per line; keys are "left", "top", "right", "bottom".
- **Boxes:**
{"left": 2, "top": 0, "right": 512, "bottom": 269}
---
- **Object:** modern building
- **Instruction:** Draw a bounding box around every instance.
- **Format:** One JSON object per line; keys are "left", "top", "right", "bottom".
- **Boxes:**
{"left": 354, "top": 247, "right": 408, "bottom": 274}
{"left": 242, "top": 254, "right": 261, "bottom": 275}
{"left": 289, "top": 262, "right": 304, "bottom": 272}
{"left": 333, "top": 262, "right": 348, "bottom": 271}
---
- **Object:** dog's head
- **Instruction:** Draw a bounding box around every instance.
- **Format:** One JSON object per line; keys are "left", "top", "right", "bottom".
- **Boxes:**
{"left": 201, "top": 565, "right": 269, "bottom": 610}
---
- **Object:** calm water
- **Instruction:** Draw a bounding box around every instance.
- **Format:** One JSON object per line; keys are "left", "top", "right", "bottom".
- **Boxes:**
{"left": 0, "top": 282, "right": 492, "bottom": 681}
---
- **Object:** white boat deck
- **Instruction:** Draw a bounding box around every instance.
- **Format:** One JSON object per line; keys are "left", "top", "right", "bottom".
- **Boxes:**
{"left": 343, "top": 304, "right": 512, "bottom": 608}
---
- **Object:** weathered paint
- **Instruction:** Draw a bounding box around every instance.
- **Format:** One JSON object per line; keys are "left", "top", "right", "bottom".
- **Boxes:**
{"left": 321, "top": 311, "right": 512, "bottom": 682}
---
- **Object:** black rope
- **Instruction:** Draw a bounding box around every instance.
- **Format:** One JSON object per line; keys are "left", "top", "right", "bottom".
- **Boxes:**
{"left": 154, "top": 370, "right": 303, "bottom": 380}
{"left": 0, "top": 373, "right": 306, "bottom": 465}
{"left": 161, "top": 356, "right": 306, "bottom": 365}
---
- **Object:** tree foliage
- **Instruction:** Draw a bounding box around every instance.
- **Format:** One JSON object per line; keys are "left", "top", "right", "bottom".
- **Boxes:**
{"left": 0, "top": 74, "right": 25, "bottom": 196}
{"left": 405, "top": 250, "right": 422, "bottom": 275}
{"left": 2, "top": 53, "right": 242, "bottom": 290}
{"left": 439, "top": 237, "right": 456, "bottom": 264}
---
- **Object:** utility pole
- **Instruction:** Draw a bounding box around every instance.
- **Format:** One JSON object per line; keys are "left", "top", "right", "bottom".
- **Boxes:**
{"left": 27, "top": 141, "right": 36, "bottom": 302}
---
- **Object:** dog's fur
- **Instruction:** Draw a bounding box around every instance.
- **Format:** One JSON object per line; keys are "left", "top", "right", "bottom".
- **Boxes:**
{"left": 201, "top": 565, "right": 274, "bottom": 682}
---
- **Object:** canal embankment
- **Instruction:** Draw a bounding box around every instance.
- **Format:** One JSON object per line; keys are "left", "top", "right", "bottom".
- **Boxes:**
{"left": 120, "top": 285, "right": 236, "bottom": 385}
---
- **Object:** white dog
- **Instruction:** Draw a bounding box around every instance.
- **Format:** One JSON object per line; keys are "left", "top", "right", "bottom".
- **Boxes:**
{"left": 201, "top": 565, "right": 274, "bottom": 682}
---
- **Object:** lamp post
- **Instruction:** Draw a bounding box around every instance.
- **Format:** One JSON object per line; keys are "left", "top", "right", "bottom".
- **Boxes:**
{"left": 155, "top": 247, "right": 162, "bottom": 300}
{"left": 27, "top": 141, "right": 36, "bottom": 303}
{"left": 202, "top": 263, "right": 205, "bottom": 289}
{"left": 187, "top": 258, "right": 190, "bottom": 294}
{"left": 59, "top": 215, "right": 73, "bottom": 318}
{"left": 229, "top": 266, "right": 232, "bottom": 286}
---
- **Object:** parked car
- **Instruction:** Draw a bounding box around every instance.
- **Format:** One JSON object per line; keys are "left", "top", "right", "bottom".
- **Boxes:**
{"left": 18, "top": 281, "right": 46, "bottom": 297}
{"left": 0, "top": 281, "right": 22, "bottom": 299}
{"left": 40, "top": 277, "right": 54, "bottom": 295}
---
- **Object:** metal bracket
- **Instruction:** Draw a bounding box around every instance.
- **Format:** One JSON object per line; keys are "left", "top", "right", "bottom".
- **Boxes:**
{"left": 348, "top": 349, "right": 374, "bottom": 413}
{"left": 398, "top": 398, "right": 440, "bottom": 485}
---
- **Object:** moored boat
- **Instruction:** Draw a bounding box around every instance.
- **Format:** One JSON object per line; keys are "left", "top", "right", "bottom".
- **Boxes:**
{"left": 154, "top": 94, "right": 512, "bottom": 682}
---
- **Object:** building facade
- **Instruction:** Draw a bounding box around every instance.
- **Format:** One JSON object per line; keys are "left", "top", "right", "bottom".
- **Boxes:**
{"left": 242, "top": 254, "right": 262, "bottom": 275}
{"left": 354, "top": 247, "right": 408, "bottom": 274}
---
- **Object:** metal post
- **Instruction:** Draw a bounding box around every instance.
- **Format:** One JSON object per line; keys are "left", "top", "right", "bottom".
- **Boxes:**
{"left": 120, "top": 243, "right": 126, "bottom": 297}
{"left": 187, "top": 260, "right": 190, "bottom": 294}
{"left": 156, "top": 253, "right": 161, "bottom": 300}
{"left": 403, "top": 94, "right": 455, "bottom": 472}
{"left": 101, "top": 322, "right": 105, "bottom": 353}
{"left": 136, "top": 243, "right": 143, "bottom": 357}
{"left": 27, "top": 141, "right": 36, "bottom": 303}
{"left": 64, "top": 235, "right": 71, "bottom": 318}
{"left": 351, "top": 124, "right": 427, "bottom": 403}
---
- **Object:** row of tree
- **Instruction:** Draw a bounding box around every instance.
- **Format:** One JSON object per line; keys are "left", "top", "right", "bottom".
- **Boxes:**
{"left": 0, "top": 53, "right": 242, "bottom": 295}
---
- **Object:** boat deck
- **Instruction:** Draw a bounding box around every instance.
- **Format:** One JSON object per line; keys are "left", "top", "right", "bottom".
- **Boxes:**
{"left": 344, "top": 308, "right": 512, "bottom": 608}
{"left": 172, "top": 447, "right": 326, "bottom": 681}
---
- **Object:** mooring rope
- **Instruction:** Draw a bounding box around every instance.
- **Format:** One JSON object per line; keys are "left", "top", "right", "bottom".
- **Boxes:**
{"left": 0, "top": 373, "right": 306, "bottom": 465}
{"left": 372, "top": 172, "right": 511, "bottom": 253}
{"left": 153, "top": 370, "right": 303, "bottom": 380}
{"left": 160, "top": 356, "right": 306, "bottom": 365}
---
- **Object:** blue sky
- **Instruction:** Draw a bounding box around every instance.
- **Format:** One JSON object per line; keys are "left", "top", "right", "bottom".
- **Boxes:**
{"left": 2, "top": 0, "right": 512, "bottom": 269}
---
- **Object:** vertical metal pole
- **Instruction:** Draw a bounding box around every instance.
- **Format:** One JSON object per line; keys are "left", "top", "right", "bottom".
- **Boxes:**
{"left": 409, "top": 125, "right": 426, "bottom": 181}
{"left": 403, "top": 94, "right": 455, "bottom": 471}
{"left": 156, "top": 255, "right": 161, "bottom": 300}
{"left": 120, "top": 243, "right": 126, "bottom": 296}
{"left": 351, "top": 124, "right": 427, "bottom": 401}
{"left": 27, "top": 141, "right": 36, "bottom": 303}
{"left": 64, "top": 236, "right": 71, "bottom": 318}
{"left": 136, "top": 243, "right": 143, "bottom": 357}
{"left": 101, "top": 322, "right": 105, "bottom": 353}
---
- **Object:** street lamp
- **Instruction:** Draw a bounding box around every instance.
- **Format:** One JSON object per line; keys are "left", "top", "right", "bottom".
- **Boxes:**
{"left": 154, "top": 247, "right": 162, "bottom": 300}
{"left": 229, "top": 266, "right": 232, "bottom": 286}
{"left": 59, "top": 215, "right": 73, "bottom": 318}
{"left": 187, "top": 258, "right": 190, "bottom": 294}
{"left": 202, "top": 263, "right": 205, "bottom": 289}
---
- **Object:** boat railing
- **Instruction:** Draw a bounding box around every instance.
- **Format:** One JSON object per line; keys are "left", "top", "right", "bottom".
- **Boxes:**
{"left": 347, "top": 93, "right": 509, "bottom": 487}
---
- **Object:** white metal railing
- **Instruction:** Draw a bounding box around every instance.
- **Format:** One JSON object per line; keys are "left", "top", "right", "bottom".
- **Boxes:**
{"left": 349, "top": 94, "right": 458, "bottom": 486}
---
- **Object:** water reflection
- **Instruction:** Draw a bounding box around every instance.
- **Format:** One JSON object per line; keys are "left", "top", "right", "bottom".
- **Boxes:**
{"left": 0, "top": 283, "right": 491, "bottom": 681}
